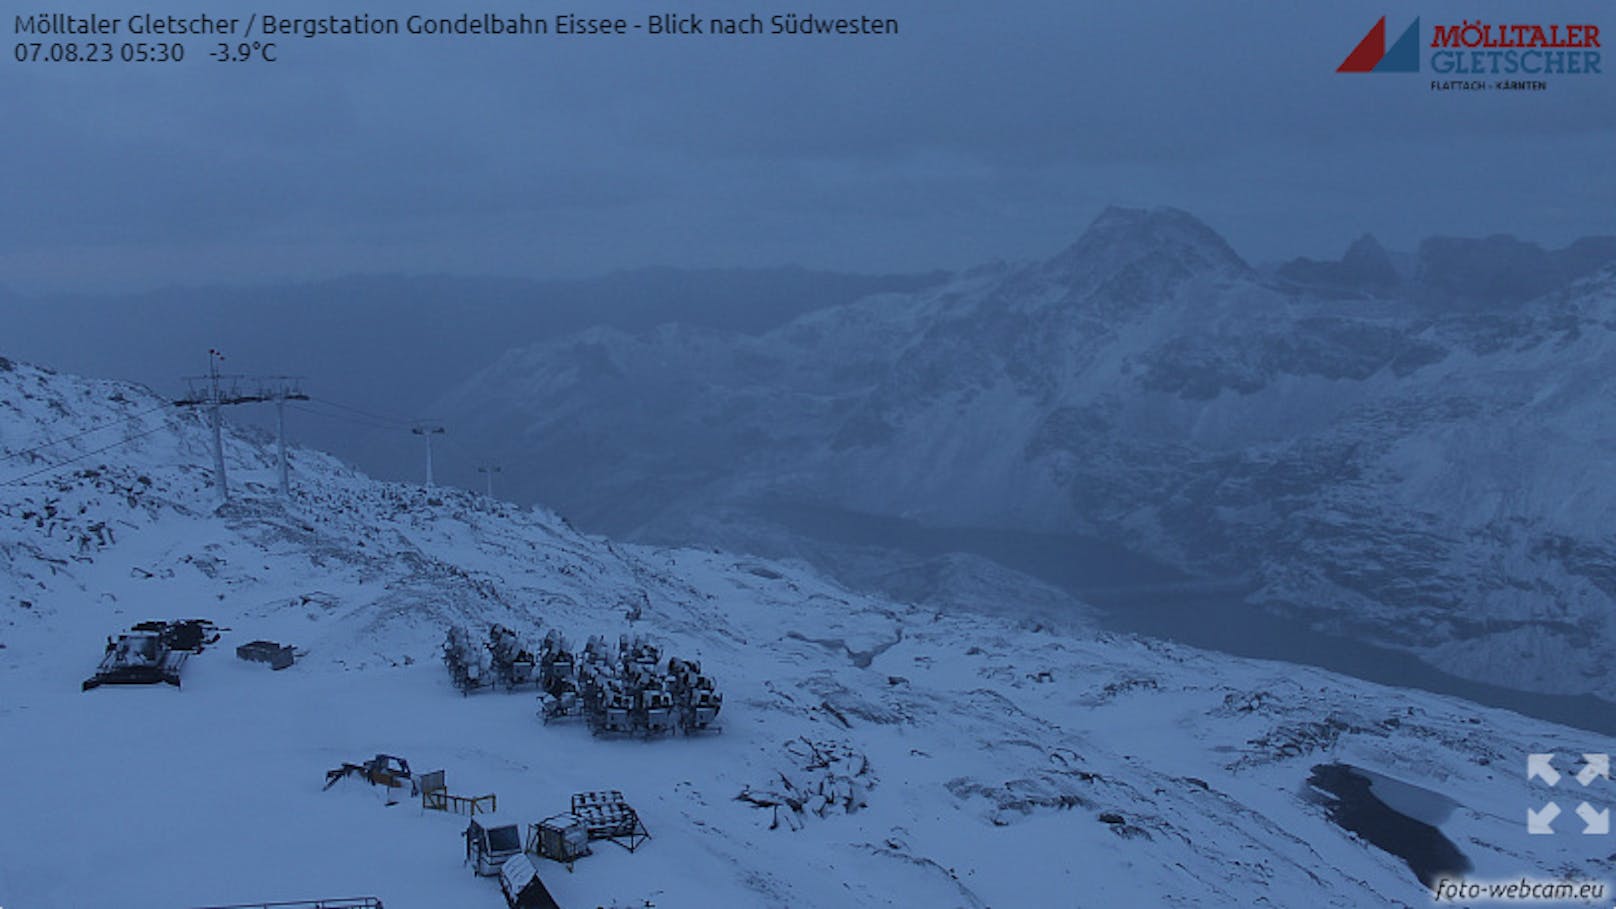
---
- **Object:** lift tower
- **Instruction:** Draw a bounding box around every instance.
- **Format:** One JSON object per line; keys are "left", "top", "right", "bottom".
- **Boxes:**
{"left": 174, "top": 351, "right": 309, "bottom": 502}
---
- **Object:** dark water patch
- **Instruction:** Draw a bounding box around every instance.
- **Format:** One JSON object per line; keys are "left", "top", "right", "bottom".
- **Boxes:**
{"left": 764, "top": 502, "right": 1184, "bottom": 591}
{"left": 1308, "top": 762, "right": 1471, "bottom": 890}
{"left": 764, "top": 502, "right": 1616, "bottom": 736}
{"left": 1099, "top": 589, "right": 1616, "bottom": 737}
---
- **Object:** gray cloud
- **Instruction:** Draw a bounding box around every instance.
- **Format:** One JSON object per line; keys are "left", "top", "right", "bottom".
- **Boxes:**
{"left": 2, "top": 0, "right": 1612, "bottom": 292}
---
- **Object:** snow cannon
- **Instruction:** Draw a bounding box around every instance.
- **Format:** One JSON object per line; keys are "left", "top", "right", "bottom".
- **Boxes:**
{"left": 443, "top": 625, "right": 491, "bottom": 694}
{"left": 637, "top": 681, "right": 676, "bottom": 736}
{"left": 619, "top": 633, "right": 661, "bottom": 678}
{"left": 538, "top": 629, "right": 576, "bottom": 697}
{"left": 683, "top": 678, "right": 724, "bottom": 732}
{"left": 487, "top": 624, "right": 536, "bottom": 690}
{"left": 537, "top": 631, "right": 582, "bottom": 724}
{"left": 666, "top": 655, "right": 722, "bottom": 732}
{"left": 591, "top": 685, "right": 636, "bottom": 736}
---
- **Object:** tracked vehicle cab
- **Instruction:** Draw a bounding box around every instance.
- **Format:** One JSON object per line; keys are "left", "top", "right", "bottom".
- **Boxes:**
{"left": 466, "top": 814, "right": 524, "bottom": 876}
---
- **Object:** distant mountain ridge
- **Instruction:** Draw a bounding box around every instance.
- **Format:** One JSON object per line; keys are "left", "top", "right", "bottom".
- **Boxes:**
{"left": 1275, "top": 230, "right": 1616, "bottom": 306}
{"left": 0, "top": 266, "right": 947, "bottom": 489}
{"left": 436, "top": 207, "right": 1616, "bottom": 699}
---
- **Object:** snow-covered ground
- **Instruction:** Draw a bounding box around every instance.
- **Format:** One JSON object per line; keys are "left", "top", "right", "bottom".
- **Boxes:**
{"left": 2, "top": 357, "right": 1612, "bottom": 908}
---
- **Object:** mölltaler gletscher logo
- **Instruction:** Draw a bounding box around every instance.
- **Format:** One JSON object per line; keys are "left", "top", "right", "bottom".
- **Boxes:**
{"left": 1338, "top": 16, "right": 1421, "bottom": 72}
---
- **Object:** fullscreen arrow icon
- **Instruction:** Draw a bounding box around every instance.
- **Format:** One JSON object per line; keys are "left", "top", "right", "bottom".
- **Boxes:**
{"left": 1527, "top": 802, "right": 1562, "bottom": 834}
{"left": 1575, "top": 802, "right": 1610, "bottom": 835}
{"left": 1528, "top": 753, "right": 1561, "bottom": 786}
{"left": 1576, "top": 754, "right": 1609, "bottom": 787}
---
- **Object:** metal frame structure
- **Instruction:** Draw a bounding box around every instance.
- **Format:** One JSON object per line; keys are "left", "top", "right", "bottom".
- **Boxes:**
{"left": 569, "top": 790, "right": 650, "bottom": 853}
{"left": 525, "top": 813, "right": 592, "bottom": 865}
{"left": 188, "top": 892, "right": 381, "bottom": 899}
{"left": 419, "top": 769, "right": 497, "bottom": 815}
{"left": 173, "top": 351, "right": 309, "bottom": 501}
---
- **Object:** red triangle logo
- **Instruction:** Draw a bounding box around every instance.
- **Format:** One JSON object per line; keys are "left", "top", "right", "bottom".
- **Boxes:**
{"left": 1337, "top": 17, "right": 1386, "bottom": 72}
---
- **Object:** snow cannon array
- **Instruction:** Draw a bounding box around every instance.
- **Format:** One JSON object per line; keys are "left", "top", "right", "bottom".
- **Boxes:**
{"left": 441, "top": 623, "right": 721, "bottom": 736}
{"left": 540, "top": 631, "right": 723, "bottom": 738}
{"left": 443, "top": 623, "right": 544, "bottom": 693}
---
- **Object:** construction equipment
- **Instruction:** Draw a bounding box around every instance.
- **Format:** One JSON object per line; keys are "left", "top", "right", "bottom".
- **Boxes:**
{"left": 499, "top": 853, "right": 562, "bottom": 909}
{"left": 236, "top": 640, "right": 296, "bottom": 670}
{"left": 83, "top": 630, "right": 185, "bottom": 690}
{"left": 82, "top": 620, "right": 221, "bottom": 691}
{"left": 465, "top": 814, "right": 524, "bottom": 876}
{"left": 570, "top": 790, "right": 650, "bottom": 853}
{"left": 323, "top": 754, "right": 415, "bottom": 794}
{"left": 487, "top": 624, "right": 536, "bottom": 690}
{"left": 134, "top": 618, "right": 223, "bottom": 652}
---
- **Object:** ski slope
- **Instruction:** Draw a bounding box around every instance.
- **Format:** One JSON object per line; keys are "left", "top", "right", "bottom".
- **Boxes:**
{"left": 1, "top": 357, "right": 1611, "bottom": 908}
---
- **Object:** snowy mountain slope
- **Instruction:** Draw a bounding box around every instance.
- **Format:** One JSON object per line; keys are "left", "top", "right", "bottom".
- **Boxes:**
{"left": 432, "top": 210, "right": 1616, "bottom": 699}
{"left": 0, "top": 269, "right": 950, "bottom": 495}
{"left": 3, "top": 359, "right": 1614, "bottom": 908}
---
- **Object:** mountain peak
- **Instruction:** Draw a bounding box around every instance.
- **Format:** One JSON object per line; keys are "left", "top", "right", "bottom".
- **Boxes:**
{"left": 1343, "top": 233, "right": 1385, "bottom": 260}
{"left": 1277, "top": 234, "right": 1400, "bottom": 292}
{"left": 1044, "top": 206, "right": 1251, "bottom": 291}
{"left": 1082, "top": 206, "right": 1235, "bottom": 246}
{"left": 1088, "top": 204, "right": 1210, "bottom": 232}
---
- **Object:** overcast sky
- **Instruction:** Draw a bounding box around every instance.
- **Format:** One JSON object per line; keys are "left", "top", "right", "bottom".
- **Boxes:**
{"left": 4, "top": 0, "right": 1612, "bottom": 293}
